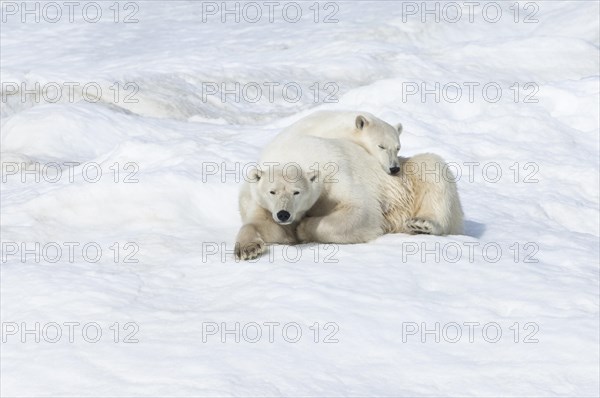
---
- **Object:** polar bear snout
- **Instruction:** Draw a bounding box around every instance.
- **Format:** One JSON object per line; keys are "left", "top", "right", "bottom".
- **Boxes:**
{"left": 389, "top": 166, "right": 400, "bottom": 175}
{"left": 276, "top": 210, "right": 291, "bottom": 223}
{"left": 272, "top": 209, "right": 294, "bottom": 225}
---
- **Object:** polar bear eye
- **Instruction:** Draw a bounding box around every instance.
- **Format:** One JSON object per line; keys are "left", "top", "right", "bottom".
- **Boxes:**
{"left": 378, "top": 145, "right": 385, "bottom": 150}
{"left": 293, "top": 191, "right": 300, "bottom": 195}
{"left": 269, "top": 190, "right": 276, "bottom": 195}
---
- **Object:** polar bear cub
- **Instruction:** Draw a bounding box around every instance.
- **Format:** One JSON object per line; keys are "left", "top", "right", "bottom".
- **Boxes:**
{"left": 281, "top": 110, "right": 403, "bottom": 175}
{"left": 235, "top": 166, "right": 321, "bottom": 260}
{"left": 235, "top": 133, "right": 388, "bottom": 260}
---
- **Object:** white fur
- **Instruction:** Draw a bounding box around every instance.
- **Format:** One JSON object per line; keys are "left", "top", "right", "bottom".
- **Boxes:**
{"left": 282, "top": 110, "right": 403, "bottom": 174}
{"left": 235, "top": 114, "right": 463, "bottom": 260}
{"left": 380, "top": 153, "right": 464, "bottom": 237}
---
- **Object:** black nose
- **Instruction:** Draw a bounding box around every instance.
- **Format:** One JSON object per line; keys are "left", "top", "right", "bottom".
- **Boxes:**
{"left": 390, "top": 166, "right": 400, "bottom": 175}
{"left": 277, "top": 210, "right": 290, "bottom": 222}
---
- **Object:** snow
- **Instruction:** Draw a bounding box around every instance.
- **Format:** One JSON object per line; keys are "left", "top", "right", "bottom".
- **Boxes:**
{"left": 1, "top": 1, "right": 599, "bottom": 396}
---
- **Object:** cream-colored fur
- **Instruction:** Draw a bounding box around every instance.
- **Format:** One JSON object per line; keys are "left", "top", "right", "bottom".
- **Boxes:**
{"left": 282, "top": 110, "right": 403, "bottom": 175}
{"left": 380, "top": 154, "right": 464, "bottom": 236}
{"left": 235, "top": 115, "right": 463, "bottom": 260}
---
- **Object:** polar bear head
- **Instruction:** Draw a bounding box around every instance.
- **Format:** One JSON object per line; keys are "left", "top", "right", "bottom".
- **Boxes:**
{"left": 354, "top": 115, "right": 403, "bottom": 175}
{"left": 248, "top": 166, "right": 321, "bottom": 225}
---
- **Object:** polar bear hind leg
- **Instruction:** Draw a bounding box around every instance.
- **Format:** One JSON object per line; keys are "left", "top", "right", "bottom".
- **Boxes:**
{"left": 404, "top": 153, "right": 464, "bottom": 235}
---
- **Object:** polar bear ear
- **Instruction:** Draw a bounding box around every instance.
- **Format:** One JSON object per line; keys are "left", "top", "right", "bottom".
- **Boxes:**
{"left": 355, "top": 115, "right": 370, "bottom": 130}
{"left": 396, "top": 123, "right": 403, "bottom": 135}
{"left": 306, "top": 170, "right": 319, "bottom": 183}
{"left": 248, "top": 167, "right": 262, "bottom": 182}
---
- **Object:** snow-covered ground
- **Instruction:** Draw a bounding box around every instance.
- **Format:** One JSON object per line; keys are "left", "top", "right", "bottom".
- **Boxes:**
{"left": 1, "top": 1, "right": 599, "bottom": 396}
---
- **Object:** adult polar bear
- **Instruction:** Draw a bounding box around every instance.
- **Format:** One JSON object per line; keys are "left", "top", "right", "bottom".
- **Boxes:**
{"left": 283, "top": 110, "right": 403, "bottom": 174}
{"left": 235, "top": 111, "right": 463, "bottom": 260}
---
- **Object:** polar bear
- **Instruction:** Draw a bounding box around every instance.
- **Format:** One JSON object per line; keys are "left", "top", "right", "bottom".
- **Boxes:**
{"left": 282, "top": 110, "right": 403, "bottom": 175}
{"left": 235, "top": 130, "right": 463, "bottom": 260}
{"left": 235, "top": 135, "right": 388, "bottom": 260}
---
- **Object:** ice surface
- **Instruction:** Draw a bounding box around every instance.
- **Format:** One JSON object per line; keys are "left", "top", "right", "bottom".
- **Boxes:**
{"left": 1, "top": 1, "right": 599, "bottom": 396}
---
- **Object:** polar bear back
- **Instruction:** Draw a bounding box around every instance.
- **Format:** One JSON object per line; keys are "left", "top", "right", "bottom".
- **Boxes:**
{"left": 281, "top": 110, "right": 365, "bottom": 139}
{"left": 259, "top": 132, "right": 385, "bottom": 210}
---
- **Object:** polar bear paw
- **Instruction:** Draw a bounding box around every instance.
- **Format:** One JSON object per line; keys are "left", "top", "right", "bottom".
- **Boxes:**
{"left": 235, "top": 238, "right": 266, "bottom": 261}
{"left": 406, "top": 218, "right": 440, "bottom": 235}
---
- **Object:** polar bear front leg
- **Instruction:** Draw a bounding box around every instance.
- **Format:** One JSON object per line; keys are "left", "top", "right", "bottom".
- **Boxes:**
{"left": 297, "top": 207, "right": 382, "bottom": 244}
{"left": 235, "top": 220, "right": 298, "bottom": 260}
{"left": 235, "top": 223, "right": 266, "bottom": 260}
